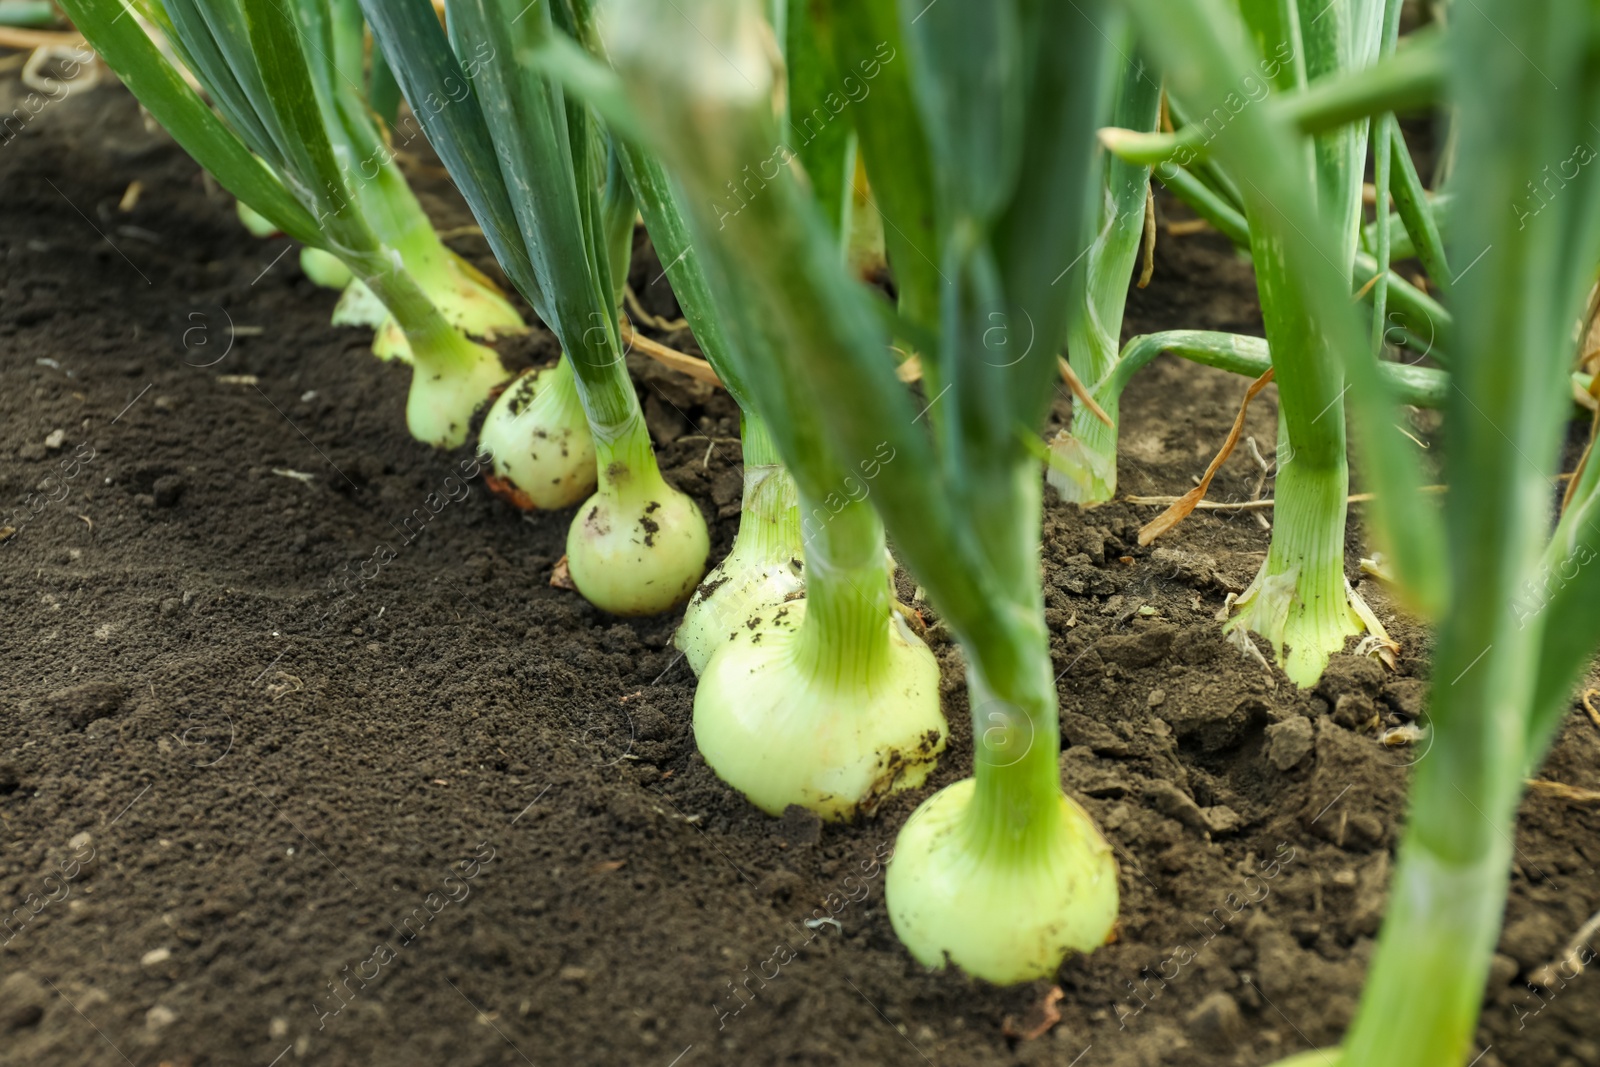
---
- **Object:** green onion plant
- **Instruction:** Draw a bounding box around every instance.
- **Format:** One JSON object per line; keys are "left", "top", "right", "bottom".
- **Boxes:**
{"left": 281, "top": 0, "right": 526, "bottom": 359}
{"left": 364, "top": 0, "right": 709, "bottom": 614}
{"left": 608, "top": 0, "right": 1120, "bottom": 980}
{"left": 1051, "top": 37, "right": 1461, "bottom": 506}
{"left": 1101, "top": 0, "right": 1423, "bottom": 688}
{"left": 1046, "top": 47, "right": 1160, "bottom": 504}
{"left": 1208, "top": 0, "right": 1401, "bottom": 689}
{"left": 1126, "top": 0, "right": 1600, "bottom": 1063}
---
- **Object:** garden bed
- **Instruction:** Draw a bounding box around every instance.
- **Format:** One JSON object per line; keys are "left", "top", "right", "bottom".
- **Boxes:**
{"left": 1, "top": 75, "right": 1597, "bottom": 1067}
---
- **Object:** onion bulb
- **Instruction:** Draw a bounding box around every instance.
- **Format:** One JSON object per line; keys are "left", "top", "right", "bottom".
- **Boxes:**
{"left": 693, "top": 494, "right": 945, "bottom": 819}
{"left": 300, "top": 247, "right": 353, "bottom": 290}
{"left": 478, "top": 357, "right": 597, "bottom": 510}
{"left": 235, "top": 199, "right": 279, "bottom": 238}
{"left": 886, "top": 778, "right": 1119, "bottom": 983}
{"left": 566, "top": 423, "right": 709, "bottom": 615}
{"left": 694, "top": 599, "right": 943, "bottom": 819}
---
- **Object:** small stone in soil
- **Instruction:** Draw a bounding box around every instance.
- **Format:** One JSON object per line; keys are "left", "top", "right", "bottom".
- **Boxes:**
{"left": 1382, "top": 677, "right": 1428, "bottom": 719}
{"left": 0, "top": 972, "right": 48, "bottom": 1031}
{"left": 1141, "top": 779, "right": 1210, "bottom": 835}
{"left": 1330, "top": 811, "right": 1386, "bottom": 852}
{"left": 1061, "top": 712, "right": 1130, "bottom": 758}
{"left": 1263, "top": 716, "right": 1315, "bottom": 771}
{"left": 1096, "top": 624, "right": 1175, "bottom": 668}
{"left": 152, "top": 474, "right": 185, "bottom": 507}
{"left": 1186, "top": 991, "right": 1244, "bottom": 1048}
{"left": 1150, "top": 546, "right": 1228, "bottom": 592}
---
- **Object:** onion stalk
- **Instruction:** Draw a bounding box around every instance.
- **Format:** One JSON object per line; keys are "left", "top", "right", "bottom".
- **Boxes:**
{"left": 1221, "top": 0, "right": 1397, "bottom": 689}
{"left": 1339, "top": 2, "right": 1600, "bottom": 1059}
{"left": 1049, "top": 45, "right": 1160, "bottom": 504}
{"left": 1112, "top": 0, "right": 1404, "bottom": 687}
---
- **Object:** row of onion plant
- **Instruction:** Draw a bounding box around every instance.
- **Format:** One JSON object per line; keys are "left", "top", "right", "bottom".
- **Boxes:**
{"left": 66, "top": 0, "right": 1600, "bottom": 1043}
{"left": 367, "top": 0, "right": 948, "bottom": 816}
{"left": 71, "top": 0, "right": 719, "bottom": 616}
{"left": 602, "top": 0, "right": 1125, "bottom": 982}
{"left": 62, "top": 0, "right": 521, "bottom": 448}
{"left": 228, "top": 8, "right": 527, "bottom": 370}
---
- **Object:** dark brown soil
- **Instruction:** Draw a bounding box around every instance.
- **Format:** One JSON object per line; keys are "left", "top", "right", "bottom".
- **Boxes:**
{"left": 2, "top": 73, "right": 1598, "bottom": 1067}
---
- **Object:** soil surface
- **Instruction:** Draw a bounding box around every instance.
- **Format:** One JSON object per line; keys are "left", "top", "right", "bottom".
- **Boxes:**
{"left": 3, "top": 73, "right": 1599, "bottom": 1067}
